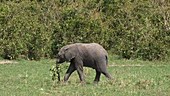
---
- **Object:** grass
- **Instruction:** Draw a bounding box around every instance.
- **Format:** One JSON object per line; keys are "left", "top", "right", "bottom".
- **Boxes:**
{"left": 0, "top": 56, "right": 170, "bottom": 96}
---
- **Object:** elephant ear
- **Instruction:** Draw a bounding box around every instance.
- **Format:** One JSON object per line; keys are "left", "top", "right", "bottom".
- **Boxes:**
{"left": 64, "top": 46, "right": 76, "bottom": 61}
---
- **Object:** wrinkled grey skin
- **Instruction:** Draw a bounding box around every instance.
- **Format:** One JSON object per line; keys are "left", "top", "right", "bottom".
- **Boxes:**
{"left": 56, "top": 43, "right": 112, "bottom": 83}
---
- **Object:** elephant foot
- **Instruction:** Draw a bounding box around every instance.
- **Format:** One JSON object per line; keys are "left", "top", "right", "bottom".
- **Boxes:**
{"left": 93, "top": 81, "right": 99, "bottom": 84}
{"left": 81, "top": 80, "right": 86, "bottom": 83}
{"left": 60, "top": 80, "right": 71, "bottom": 85}
{"left": 78, "top": 81, "right": 86, "bottom": 86}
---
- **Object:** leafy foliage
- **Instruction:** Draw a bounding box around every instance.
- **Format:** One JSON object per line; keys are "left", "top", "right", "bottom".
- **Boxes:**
{"left": 0, "top": 0, "right": 170, "bottom": 60}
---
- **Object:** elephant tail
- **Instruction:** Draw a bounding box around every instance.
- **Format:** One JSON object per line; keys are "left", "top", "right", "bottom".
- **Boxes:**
{"left": 106, "top": 55, "right": 108, "bottom": 66}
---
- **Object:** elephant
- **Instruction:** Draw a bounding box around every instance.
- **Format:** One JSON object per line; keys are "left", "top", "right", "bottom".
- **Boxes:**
{"left": 56, "top": 43, "right": 112, "bottom": 83}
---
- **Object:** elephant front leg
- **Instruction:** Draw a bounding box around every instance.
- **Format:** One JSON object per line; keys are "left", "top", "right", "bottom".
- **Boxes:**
{"left": 76, "top": 65, "right": 85, "bottom": 83}
{"left": 64, "top": 64, "right": 76, "bottom": 82}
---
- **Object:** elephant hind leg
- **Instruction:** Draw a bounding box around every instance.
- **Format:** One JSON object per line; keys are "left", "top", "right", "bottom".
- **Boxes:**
{"left": 102, "top": 71, "right": 113, "bottom": 80}
{"left": 94, "top": 70, "right": 101, "bottom": 83}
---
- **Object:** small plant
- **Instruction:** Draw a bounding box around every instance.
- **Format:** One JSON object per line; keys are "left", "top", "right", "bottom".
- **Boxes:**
{"left": 50, "top": 64, "right": 61, "bottom": 82}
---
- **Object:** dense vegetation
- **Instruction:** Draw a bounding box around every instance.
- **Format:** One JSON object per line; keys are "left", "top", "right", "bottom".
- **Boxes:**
{"left": 0, "top": 0, "right": 170, "bottom": 60}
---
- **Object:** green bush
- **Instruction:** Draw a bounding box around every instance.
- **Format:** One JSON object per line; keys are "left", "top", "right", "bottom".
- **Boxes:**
{"left": 0, "top": 0, "right": 169, "bottom": 60}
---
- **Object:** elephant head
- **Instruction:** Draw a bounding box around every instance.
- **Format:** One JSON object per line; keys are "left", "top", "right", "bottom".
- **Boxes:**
{"left": 56, "top": 45, "right": 76, "bottom": 63}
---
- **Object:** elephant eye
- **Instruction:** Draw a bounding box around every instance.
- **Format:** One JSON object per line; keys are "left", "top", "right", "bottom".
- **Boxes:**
{"left": 64, "top": 48, "right": 69, "bottom": 51}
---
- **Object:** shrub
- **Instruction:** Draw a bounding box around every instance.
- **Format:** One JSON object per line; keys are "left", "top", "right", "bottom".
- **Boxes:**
{"left": 0, "top": 0, "right": 169, "bottom": 60}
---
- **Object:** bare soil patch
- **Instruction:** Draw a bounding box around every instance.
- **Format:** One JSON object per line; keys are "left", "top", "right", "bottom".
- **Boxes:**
{"left": 0, "top": 60, "right": 18, "bottom": 64}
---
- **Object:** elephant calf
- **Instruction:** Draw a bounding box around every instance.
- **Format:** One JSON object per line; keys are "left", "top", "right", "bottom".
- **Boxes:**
{"left": 56, "top": 43, "right": 112, "bottom": 83}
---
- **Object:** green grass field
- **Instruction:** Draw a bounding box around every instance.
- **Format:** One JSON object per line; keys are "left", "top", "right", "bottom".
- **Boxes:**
{"left": 0, "top": 56, "right": 170, "bottom": 96}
